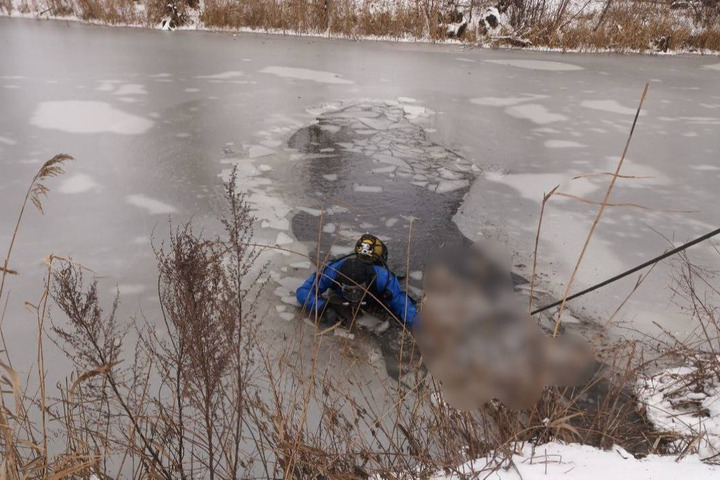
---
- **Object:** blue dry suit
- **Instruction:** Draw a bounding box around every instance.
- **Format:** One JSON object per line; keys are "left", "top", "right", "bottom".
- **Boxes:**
{"left": 296, "top": 257, "right": 418, "bottom": 327}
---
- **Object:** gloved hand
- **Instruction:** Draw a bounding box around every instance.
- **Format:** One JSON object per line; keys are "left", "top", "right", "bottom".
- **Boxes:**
{"left": 320, "top": 306, "right": 341, "bottom": 328}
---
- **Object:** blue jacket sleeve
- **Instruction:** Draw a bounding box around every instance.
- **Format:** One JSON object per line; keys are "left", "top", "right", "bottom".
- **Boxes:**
{"left": 296, "top": 260, "right": 343, "bottom": 314}
{"left": 374, "top": 267, "right": 417, "bottom": 327}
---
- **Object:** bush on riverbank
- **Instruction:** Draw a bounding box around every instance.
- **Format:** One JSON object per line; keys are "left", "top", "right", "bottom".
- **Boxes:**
{"left": 4, "top": 0, "right": 720, "bottom": 53}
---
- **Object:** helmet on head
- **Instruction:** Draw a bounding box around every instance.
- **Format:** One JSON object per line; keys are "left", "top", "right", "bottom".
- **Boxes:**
{"left": 354, "top": 234, "right": 388, "bottom": 265}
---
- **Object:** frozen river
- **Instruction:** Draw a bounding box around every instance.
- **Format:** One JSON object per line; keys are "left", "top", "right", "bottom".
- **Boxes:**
{"left": 2, "top": 17, "right": 720, "bottom": 368}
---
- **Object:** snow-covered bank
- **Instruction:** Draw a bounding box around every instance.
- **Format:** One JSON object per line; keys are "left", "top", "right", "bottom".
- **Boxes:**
{"left": 433, "top": 442, "right": 720, "bottom": 479}
{"left": 639, "top": 359, "right": 720, "bottom": 460}
{"left": 3, "top": 0, "right": 720, "bottom": 54}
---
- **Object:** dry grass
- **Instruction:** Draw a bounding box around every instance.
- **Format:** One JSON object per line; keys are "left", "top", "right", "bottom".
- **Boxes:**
{"left": 5, "top": 0, "right": 720, "bottom": 52}
{"left": 0, "top": 160, "right": 677, "bottom": 479}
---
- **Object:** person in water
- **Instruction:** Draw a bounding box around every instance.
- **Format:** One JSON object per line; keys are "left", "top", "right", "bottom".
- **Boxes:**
{"left": 296, "top": 234, "right": 417, "bottom": 329}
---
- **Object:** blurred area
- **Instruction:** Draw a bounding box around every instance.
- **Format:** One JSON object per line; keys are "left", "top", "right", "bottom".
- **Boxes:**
{"left": 416, "top": 241, "right": 596, "bottom": 410}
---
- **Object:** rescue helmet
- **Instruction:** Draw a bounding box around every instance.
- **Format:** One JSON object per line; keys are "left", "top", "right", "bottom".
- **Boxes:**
{"left": 354, "top": 234, "right": 388, "bottom": 265}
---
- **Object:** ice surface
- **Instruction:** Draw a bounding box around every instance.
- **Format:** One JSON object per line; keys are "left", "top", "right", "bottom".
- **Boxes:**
{"left": 116, "top": 284, "right": 147, "bottom": 295}
{"left": 31, "top": 101, "right": 154, "bottom": 135}
{"left": 435, "top": 179, "right": 469, "bottom": 193}
{"left": 275, "top": 232, "right": 294, "bottom": 245}
{"left": 544, "top": 139, "right": 586, "bottom": 148}
{"left": 0, "top": 136, "right": 17, "bottom": 145}
{"left": 195, "top": 71, "right": 244, "bottom": 80}
{"left": 505, "top": 104, "right": 568, "bottom": 124}
{"left": 353, "top": 184, "right": 383, "bottom": 193}
{"left": 260, "top": 66, "right": 353, "bottom": 84}
{"left": 581, "top": 99, "right": 642, "bottom": 116}
{"left": 484, "top": 59, "right": 583, "bottom": 71}
{"left": 248, "top": 145, "right": 276, "bottom": 158}
{"left": 470, "top": 94, "right": 547, "bottom": 106}
{"left": 58, "top": 173, "right": 99, "bottom": 194}
{"left": 702, "top": 63, "right": 720, "bottom": 71}
{"left": 126, "top": 194, "right": 176, "bottom": 214}
{"left": 114, "top": 84, "right": 147, "bottom": 96}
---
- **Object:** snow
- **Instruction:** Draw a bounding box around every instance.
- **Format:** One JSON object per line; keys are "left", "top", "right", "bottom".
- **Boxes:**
{"left": 195, "top": 71, "right": 245, "bottom": 80}
{"left": 471, "top": 95, "right": 548, "bottom": 106}
{"left": 702, "top": 63, "right": 720, "bottom": 71}
{"left": 126, "top": 194, "right": 177, "bottom": 214}
{"left": 58, "top": 173, "right": 99, "bottom": 194}
{"left": 113, "top": 83, "right": 147, "bottom": 96}
{"left": 581, "top": 99, "right": 644, "bottom": 116}
{"left": 248, "top": 145, "right": 276, "bottom": 158}
{"left": 432, "top": 442, "right": 720, "bottom": 479}
{"left": 638, "top": 362, "right": 720, "bottom": 460}
{"left": 259, "top": 66, "right": 353, "bottom": 84}
{"left": 505, "top": 104, "right": 568, "bottom": 124}
{"left": 0, "top": 136, "right": 17, "bottom": 145}
{"left": 31, "top": 101, "right": 154, "bottom": 135}
{"left": 353, "top": 184, "right": 383, "bottom": 193}
{"left": 544, "top": 140, "right": 586, "bottom": 148}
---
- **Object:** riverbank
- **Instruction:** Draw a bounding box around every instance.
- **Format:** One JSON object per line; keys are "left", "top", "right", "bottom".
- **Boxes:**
{"left": 3, "top": 0, "right": 720, "bottom": 54}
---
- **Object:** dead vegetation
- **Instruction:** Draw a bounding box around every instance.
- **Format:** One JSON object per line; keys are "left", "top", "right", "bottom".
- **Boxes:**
{"left": 0, "top": 159, "right": 702, "bottom": 479}
{"left": 5, "top": 0, "right": 720, "bottom": 52}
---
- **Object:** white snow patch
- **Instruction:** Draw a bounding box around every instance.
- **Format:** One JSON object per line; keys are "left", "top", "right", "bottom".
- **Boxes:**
{"left": 433, "top": 442, "right": 719, "bottom": 479}
{"left": 31, "top": 101, "right": 154, "bottom": 135}
{"left": 260, "top": 66, "right": 353, "bottom": 84}
{"left": 702, "top": 63, "right": 720, "bottom": 71}
{"left": 114, "top": 84, "right": 147, "bottom": 96}
{"left": 544, "top": 139, "right": 586, "bottom": 148}
{"left": 323, "top": 174, "right": 338, "bottom": 181}
{"left": 353, "top": 184, "right": 383, "bottom": 193}
{"left": 126, "top": 194, "right": 176, "bottom": 215}
{"left": 505, "top": 104, "right": 568, "bottom": 124}
{"left": 581, "top": 99, "right": 643, "bottom": 116}
{"left": 58, "top": 174, "right": 99, "bottom": 194}
{"left": 248, "top": 145, "right": 276, "bottom": 158}
{"left": 471, "top": 94, "right": 547, "bottom": 107}
{"left": 195, "top": 71, "right": 245, "bottom": 80}
{"left": 485, "top": 59, "right": 583, "bottom": 71}
{"left": 638, "top": 363, "right": 720, "bottom": 459}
